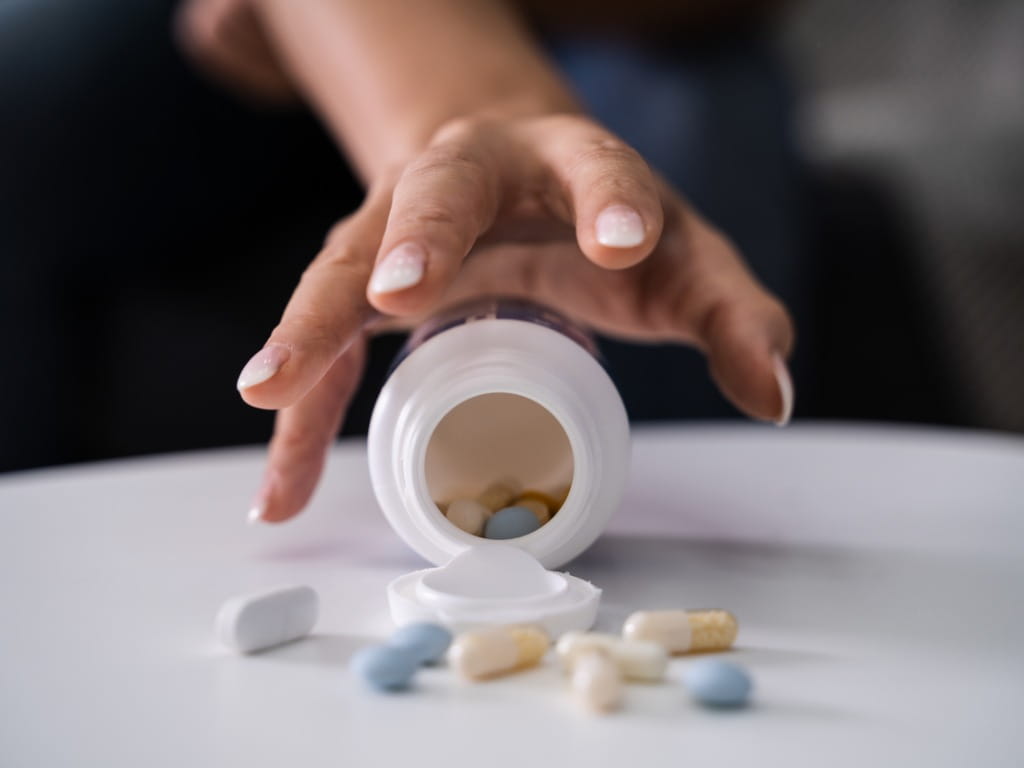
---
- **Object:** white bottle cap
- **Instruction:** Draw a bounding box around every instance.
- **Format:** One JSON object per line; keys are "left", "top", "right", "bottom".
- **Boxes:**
{"left": 387, "top": 544, "right": 601, "bottom": 636}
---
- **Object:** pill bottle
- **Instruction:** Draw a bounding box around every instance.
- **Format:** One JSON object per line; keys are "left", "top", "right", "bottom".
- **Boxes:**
{"left": 367, "top": 297, "right": 630, "bottom": 634}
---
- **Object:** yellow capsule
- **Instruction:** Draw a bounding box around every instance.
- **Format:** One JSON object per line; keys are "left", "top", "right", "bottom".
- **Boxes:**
{"left": 448, "top": 625, "right": 549, "bottom": 680}
{"left": 622, "top": 610, "right": 738, "bottom": 654}
{"left": 444, "top": 498, "right": 491, "bottom": 535}
{"left": 556, "top": 631, "right": 667, "bottom": 682}
{"left": 517, "top": 489, "right": 561, "bottom": 510}
{"left": 476, "top": 477, "right": 523, "bottom": 512}
{"left": 514, "top": 497, "right": 551, "bottom": 525}
{"left": 570, "top": 649, "right": 623, "bottom": 714}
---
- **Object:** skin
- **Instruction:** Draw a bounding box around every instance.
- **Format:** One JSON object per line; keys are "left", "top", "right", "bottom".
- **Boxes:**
{"left": 175, "top": 0, "right": 796, "bottom": 523}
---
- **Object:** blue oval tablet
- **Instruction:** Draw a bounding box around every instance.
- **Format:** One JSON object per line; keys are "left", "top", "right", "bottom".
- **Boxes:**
{"left": 389, "top": 622, "right": 452, "bottom": 666}
{"left": 349, "top": 644, "right": 419, "bottom": 691}
{"left": 484, "top": 505, "right": 542, "bottom": 539}
{"left": 683, "top": 659, "right": 752, "bottom": 707}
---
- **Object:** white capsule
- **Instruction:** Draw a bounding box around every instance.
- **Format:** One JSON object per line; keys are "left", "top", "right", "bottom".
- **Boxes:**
{"left": 556, "top": 631, "right": 667, "bottom": 682}
{"left": 215, "top": 585, "right": 318, "bottom": 653}
{"left": 448, "top": 625, "right": 549, "bottom": 680}
{"left": 444, "top": 498, "right": 491, "bottom": 535}
{"left": 570, "top": 649, "right": 623, "bottom": 713}
{"left": 622, "top": 609, "right": 738, "bottom": 654}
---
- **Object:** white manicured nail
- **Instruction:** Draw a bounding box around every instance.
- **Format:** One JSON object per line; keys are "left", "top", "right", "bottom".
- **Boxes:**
{"left": 246, "top": 473, "right": 275, "bottom": 525}
{"left": 246, "top": 502, "right": 265, "bottom": 525}
{"left": 595, "top": 205, "right": 645, "bottom": 248}
{"left": 772, "top": 353, "right": 794, "bottom": 427}
{"left": 369, "top": 243, "right": 425, "bottom": 294}
{"left": 236, "top": 344, "right": 290, "bottom": 391}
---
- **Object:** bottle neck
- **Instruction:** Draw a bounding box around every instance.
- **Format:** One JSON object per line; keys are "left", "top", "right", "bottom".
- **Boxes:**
{"left": 394, "top": 296, "right": 599, "bottom": 373}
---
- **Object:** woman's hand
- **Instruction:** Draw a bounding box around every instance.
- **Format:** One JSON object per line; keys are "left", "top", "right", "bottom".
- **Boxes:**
{"left": 236, "top": 114, "right": 795, "bottom": 523}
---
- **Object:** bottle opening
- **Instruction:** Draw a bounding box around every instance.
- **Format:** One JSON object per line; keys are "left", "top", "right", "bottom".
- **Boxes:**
{"left": 424, "top": 393, "right": 574, "bottom": 540}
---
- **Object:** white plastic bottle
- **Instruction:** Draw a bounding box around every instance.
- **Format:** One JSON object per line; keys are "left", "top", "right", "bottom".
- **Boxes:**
{"left": 367, "top": 297, "right": 630, "bottom": 634}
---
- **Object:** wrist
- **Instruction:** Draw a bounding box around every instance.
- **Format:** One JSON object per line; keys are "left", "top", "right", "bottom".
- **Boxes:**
{"left": 390, "top": 89, "right": 582, "bottom": 165}
{"left": 252, "top": 0, "right": 580, "bottom": 182}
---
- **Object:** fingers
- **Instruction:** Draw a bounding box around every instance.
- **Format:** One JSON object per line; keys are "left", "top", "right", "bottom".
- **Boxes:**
{"left": 663, "top": 208, "right": 795, "bottom": 425}
{"left": 366, "top": 122, "right": 504, "bottom": 316}
{"left": 526, "top": 117, "right": 663, "bottom": 270}
{"left": 364, "top": 115, "right": 664, "bottom": 322}
{"left": 702, "top": 295, "right": 795, "bottom": 426}
{"left": 248, "top": 339, "right": 367, "bottom": 524}
{"left": 236, "top": 185, "right": 391, "bottom": 410}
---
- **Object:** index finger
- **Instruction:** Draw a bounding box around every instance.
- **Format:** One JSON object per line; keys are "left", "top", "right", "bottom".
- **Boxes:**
{"left": 235, "top": 184, "right": 391, "bottom": 410}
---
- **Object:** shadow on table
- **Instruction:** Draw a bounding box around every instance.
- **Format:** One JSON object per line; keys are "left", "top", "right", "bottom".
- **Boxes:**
{"left": 250, "top": 633, "right": 375, "bottom": 667}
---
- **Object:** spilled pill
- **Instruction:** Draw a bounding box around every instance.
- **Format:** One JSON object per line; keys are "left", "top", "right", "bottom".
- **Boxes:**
{"left": 623, "top": 610, "right": 738, "bottom": 654}
{"left": 389, "top": 622, "right": 452, "bottom": 666}
{"left": 350, "top": 644, "right": 420, "bottom": 692}
{"left": 570, "top": 649, "right": 623, "bottom": 713}
{"left": 215, "top": 584, "right": 318, "bottom": 654}
{"left": 445, "top": 498, "right": 491, "bottom": 535}
{"left": 484, "top": 506, "right": 542, "bottom": 539}
{"left": 556, "top": 631, "right": 667, "bottom": 682}
{"left": 448, "top": 625, "right": 549, "bottom": 680}
{"left": 683, "top": 659, "right": 752, "bottom": 707}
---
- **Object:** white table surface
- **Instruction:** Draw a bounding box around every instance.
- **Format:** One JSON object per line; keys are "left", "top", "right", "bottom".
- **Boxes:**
{"left": 2, "top": 423, "right": 1023, "bottom": 768}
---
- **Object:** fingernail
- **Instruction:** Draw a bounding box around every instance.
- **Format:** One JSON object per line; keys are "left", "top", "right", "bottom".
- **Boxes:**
{"left": 237, "top": 344, "right": 290, "bottom": 391}
{"left": 246, "top": 472, "right": 275, "bottom": 525}
{"left": 772, "top": 353, "right": 794, "bottom": 427}
{"left": 369, "top": 242, "right": 426, "bottom": 294}
{"left": 595, "top": 205, "right": 645, "bottom": 248}
{"left": 246, "top": 499, "right": 266, "bottom": 525}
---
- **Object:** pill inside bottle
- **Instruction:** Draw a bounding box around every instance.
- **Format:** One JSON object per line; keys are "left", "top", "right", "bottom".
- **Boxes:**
{"left": 426, "top": 393, "right": 574, "bottom": 539}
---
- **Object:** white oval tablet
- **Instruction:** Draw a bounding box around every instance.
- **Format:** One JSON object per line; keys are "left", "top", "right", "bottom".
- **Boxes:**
{"left": 215, "top": 585, "right": 318, "bottom": 653}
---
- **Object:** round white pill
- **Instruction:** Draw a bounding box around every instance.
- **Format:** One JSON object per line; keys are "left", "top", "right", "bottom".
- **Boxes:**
{"left": 444, "top": 498, "right": 491, "bottom": 535}
{"left": 215, "top": 585, "right": 319, "bottom": 653}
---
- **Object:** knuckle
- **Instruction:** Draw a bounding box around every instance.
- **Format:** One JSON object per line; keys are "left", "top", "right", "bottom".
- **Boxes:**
{"left": 570, "top": 137, "right": 643, "bottom": 173}
{"left": 311, "top": 241, "right": 366, "bottom": 275}
{"left": 322, "top": 218, "right": 351, "bottom": 247}
{"left": 276, "top": 309, "right": 346, "bottom": 354}
{"left": 594, "top": 172, "right": 646, "bottom": 202}
{"left": 406, "top": 143, "right": 486, "bottom": 182}
{"left": 531, "top": 113, "right": 596, "bottom": 134}
{"left": 429, "top": 116, "right": 490, "bottom": 147}
{"left": 699, "top": 298, "right": 742, "bottom": 347}
{"left": 403, "top": 204, "right": 461, "bottom": 230}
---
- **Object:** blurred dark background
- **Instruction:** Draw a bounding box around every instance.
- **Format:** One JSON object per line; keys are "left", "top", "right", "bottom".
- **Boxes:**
{"left": 1, "top": 0, "right": 1022, "bottom": 473}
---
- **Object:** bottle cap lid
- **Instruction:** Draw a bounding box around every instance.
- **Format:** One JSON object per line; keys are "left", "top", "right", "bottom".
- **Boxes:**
{"left": 387, "top": 543, "right": 601, "bottom": 636}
